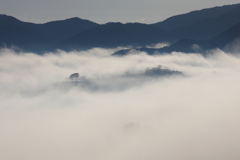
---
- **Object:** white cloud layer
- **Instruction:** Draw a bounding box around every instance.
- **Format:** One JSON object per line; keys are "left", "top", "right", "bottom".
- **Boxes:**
{"left": 1, "top": 48, "right": 240, "bottom": 160}
{"left": 146, "top": 43, "right": 170, "bottom": 49}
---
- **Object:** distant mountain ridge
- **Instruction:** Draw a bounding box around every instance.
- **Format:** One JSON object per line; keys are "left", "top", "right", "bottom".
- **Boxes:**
{"left": 152, "top": 4, "right": 240, "bottom": 31}
{"left": 113, "top": 21, "right": 240, "bottom": 56}
{"left": 0, "top": 3, "right": 240, "bottom": 54}
{"left": 51, "top": 3, "right": 240, "bottom": 52}
{"left": 164, "top": 4, "right": 240, "bottom": 41}
{"left": 0, "top": 14, "right": 99, "bottom": 52}
{"left": 0, "top": 14, "right": 99, "bottom": 41}
{"left": 50, "top": 22, "right": 167, "bottom": 51}
{"left": 30, "top": 17, "right": 99, "bottom": 41}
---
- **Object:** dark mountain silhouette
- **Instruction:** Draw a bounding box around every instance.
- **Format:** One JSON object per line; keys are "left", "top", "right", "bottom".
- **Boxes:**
{"left": 167, "top": 4, "right": 240, "bottom": 41}
{"left": 0, "top": 14, "right": 99, "bottom": 52}
{"left": 154, "top": 39, "right": 208, "bottom": 54}
{"left": 0, "top": 15, "right": 49, "bottom": 52}
{"left": 165, "top": 22, "right": 240, "bottom": 53}
{"left": 112, "top": 39, "right": 202, "bottom": 56}
{"left": 0, "top": 14, "right": 99, "bottom": 41}
{"left": 0, "top": 14, "right": 37, "bottom": 29}
{"left": 207, "top": 22, "right": 240, "bottom": 51}
{"left": 30, "top": 17, "right": 99, "bottom": 42}
{"left": 1, "top": 3, "right": 240, "bottom": 53}
{"left": 54, "top": 3, "right": 240, "bottom": 52}
{"left": 0, "top": 25, "right": 57, "bottom": 52}
{"left": 113, "top": 21, "right": 240, "bottom": 56}
{"left": 49, "top": 22, "right": 167, "bottom": 51}
{"left": 152, "top": 4, "right": 239, "bottom": 31}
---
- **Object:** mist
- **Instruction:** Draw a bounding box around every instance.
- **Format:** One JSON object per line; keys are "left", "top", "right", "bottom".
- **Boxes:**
{"left": 1, "top": 48, "right": 240, "bottom": 160}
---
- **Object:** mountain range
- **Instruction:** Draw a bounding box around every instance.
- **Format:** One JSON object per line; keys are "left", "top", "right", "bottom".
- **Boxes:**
{"left": 0, "top": 15, "right": 98, "bottom": 52}
{"left": 0, "top": 3, "right": 240, "bottom": 54}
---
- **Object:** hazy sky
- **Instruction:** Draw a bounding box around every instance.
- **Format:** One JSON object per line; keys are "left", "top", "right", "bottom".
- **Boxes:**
{"left": 0, "top": 0, "right": 239, "bottom": 24}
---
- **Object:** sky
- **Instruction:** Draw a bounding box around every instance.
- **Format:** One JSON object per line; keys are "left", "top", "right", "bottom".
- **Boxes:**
{"left": 0, "top": 0, "right": 240, "bottom": 24}
{"left": 1, "top": 47, "right": 240, "bottom": 160}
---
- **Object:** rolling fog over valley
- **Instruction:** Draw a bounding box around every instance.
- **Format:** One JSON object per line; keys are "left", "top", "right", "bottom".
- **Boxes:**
{"left": 1, "top": 48, "right": 240, "bottom": 160}
{"left": 1, "top": 1, "right": 240, "bottom": 160}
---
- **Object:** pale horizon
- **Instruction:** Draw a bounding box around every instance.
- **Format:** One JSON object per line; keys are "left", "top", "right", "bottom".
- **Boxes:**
{"left": 0, "top": 0, "right": 239, "bottom": 24}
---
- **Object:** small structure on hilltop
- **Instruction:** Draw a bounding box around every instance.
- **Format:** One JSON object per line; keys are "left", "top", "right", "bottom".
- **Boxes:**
{"left": 69, "top": 73, "right": 79, "bottom": 80}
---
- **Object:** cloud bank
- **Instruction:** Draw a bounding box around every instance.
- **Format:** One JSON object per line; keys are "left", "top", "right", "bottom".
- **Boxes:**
{"left": 1, "top": 48, "right": 240, "bottom": 160}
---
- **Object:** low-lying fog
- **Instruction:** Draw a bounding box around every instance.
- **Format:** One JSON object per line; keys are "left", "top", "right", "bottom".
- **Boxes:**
{"left": 1, "top": 48, "right": 240, "bottom": 160}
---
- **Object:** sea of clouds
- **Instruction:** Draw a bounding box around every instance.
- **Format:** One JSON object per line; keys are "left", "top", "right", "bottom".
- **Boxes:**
{"left": 1, "top": 48, "right": 240, "bottom": 160}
